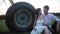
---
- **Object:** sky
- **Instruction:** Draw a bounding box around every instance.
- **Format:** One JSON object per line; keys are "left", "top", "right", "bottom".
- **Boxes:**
{"left": 0, "top": 0, "right": 60, "bottom": 15}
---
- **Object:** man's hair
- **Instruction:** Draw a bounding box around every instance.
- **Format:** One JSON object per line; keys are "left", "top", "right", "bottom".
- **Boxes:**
{"left": 44, "top": 5, "right": 49, "bottom": 10}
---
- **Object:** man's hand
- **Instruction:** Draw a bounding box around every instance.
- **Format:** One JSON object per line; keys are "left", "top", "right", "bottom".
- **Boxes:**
{"left": 44, "top": 23, "right": 48, "bottom": 26}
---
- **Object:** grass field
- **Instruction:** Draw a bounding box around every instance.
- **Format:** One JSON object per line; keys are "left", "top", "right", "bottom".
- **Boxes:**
{"left": 0, "top": 20, "right": 9, "bottom": 32}
{"left": 0, "top": 16, "right": 60, "bottom": 34}
{"left": 0, "top": 20, "right": 30, "bottom": 34}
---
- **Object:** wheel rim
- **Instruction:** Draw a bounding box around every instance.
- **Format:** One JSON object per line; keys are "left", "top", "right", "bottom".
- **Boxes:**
{"left": 14, "top": 9, "right": 32, "bottom": 28}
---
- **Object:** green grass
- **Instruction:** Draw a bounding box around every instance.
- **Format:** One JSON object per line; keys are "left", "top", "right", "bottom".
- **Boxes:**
{"left": 58, "top": 16, "right": 60, "bottom": 18}
{"left": 0, "top": 20, "right": 9, "bottom": 32}
{"left": 0, "top": 19, "right": 29, "bottom": 34}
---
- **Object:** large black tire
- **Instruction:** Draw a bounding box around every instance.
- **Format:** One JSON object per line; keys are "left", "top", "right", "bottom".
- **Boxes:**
{"left": 5, "top": 2, "right": 35, "bottom": 32}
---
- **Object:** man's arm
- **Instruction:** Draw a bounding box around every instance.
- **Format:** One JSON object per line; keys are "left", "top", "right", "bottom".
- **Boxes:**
{"left": 52, "top": 14, "right": 60, "bottom": 22}
{"left": 51, "top": 14, "right": 60, "bottom": 33}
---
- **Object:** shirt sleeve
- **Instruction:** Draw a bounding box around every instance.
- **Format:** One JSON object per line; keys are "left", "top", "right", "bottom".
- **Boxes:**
{"left": 51, "top": 14, "right": 60, "bottom": 22}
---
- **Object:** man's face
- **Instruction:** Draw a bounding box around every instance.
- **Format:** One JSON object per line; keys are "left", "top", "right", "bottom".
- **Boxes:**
{"left": 44, "top": 8, "right": 48, "bottom": 15}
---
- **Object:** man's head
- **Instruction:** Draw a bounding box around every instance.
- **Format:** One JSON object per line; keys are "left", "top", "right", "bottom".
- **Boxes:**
{"left": 43, "top": 5, "right": 49, "bottom": 15}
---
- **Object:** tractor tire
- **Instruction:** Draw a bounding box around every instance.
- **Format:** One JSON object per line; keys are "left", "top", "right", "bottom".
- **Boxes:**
{"left": 5, "top": 2, "right": 35, "bottom": 32}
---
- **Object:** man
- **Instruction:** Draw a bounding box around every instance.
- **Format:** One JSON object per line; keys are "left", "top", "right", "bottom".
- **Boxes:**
{"left": 41, "top": 5, "right": 60, "bottom": 28}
